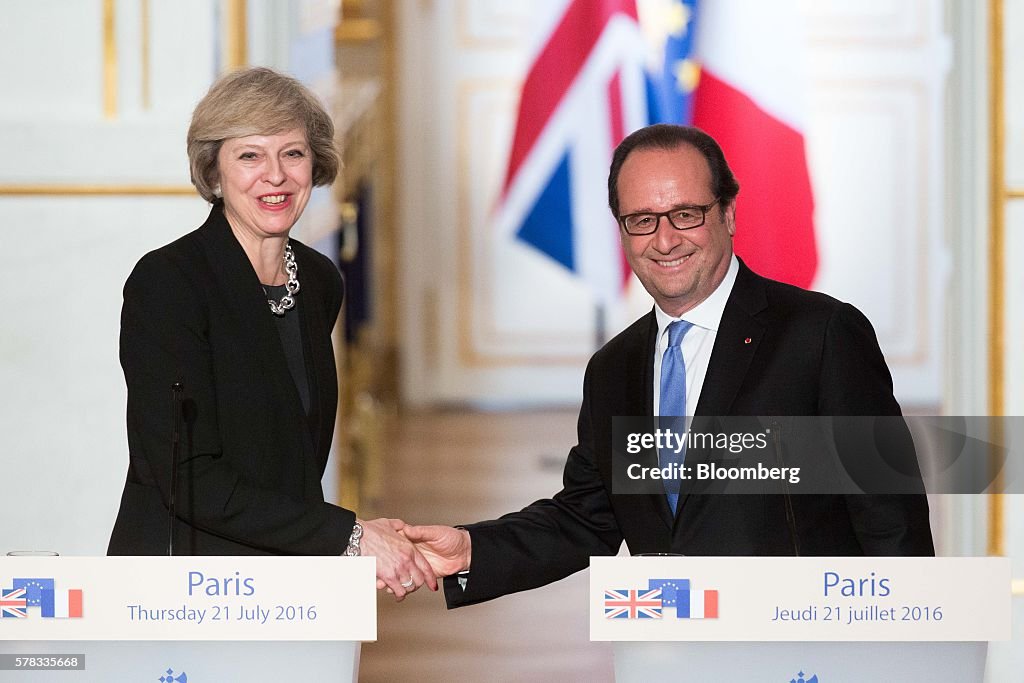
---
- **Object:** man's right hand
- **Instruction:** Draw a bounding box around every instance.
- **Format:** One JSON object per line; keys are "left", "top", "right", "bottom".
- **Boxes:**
{"left": 358, "top": 517, "right": 437, "bottom": 600}
{"left": 400, "top": 524, "right": 472, "bottom": 578}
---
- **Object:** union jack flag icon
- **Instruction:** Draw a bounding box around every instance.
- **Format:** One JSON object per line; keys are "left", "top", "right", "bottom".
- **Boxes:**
{"left": 1, "top": 587, "right": 28, "bottom": 618}
{"left": 604, "top": 588, "right": 663, "bottom": 619}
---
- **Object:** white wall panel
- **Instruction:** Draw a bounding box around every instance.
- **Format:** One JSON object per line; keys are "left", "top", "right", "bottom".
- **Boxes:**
{"left": 1005, "top": 0, "right": 1024, "bottom": 187}
{"left": 1, "top": 197, "right": 209, "bottom": 554}
{"left": 804, "top": 0, "right": 950, "bottom": 405}
{"left": 0, "top": 1, "right": 103, "bottom": 121}
{"left": 0, "top": 1, "right": 210, "bottom": 556}
{"left": 146, "top": 0, "right": 219, "bottom": 116}
{"left": 803, "top": 0, "right": 931, "bottom": 46}
{"left": 1004, "top": 201, "right": 1024, "bottom": 415}
{"left": 0, "top": 0, "right": 215, "bottom": 186}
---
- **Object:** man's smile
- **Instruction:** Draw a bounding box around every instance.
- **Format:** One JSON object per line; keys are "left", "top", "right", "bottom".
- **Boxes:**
{"left": 652, "top": 253, "right": 694, "bottom": 268}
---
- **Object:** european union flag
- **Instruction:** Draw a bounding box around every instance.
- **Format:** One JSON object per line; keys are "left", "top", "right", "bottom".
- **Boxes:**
{"left": 648, "top": 578, "right": 689, "bottom": 608}
{"left": 646, "top": 0, "right": 700, "bottom": 125}
{"left": 12, "top": 578, "right": 54, "bottom": 610}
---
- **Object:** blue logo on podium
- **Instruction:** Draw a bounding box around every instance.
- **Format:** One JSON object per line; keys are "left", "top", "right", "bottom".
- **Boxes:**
{"left": 158, "top": 668, "right": 187, "bottom": 683}
{"left": 790, "top": 671, "right": 818, "bottom": 683}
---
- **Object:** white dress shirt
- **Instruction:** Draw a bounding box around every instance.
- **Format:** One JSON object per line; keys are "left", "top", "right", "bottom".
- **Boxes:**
{"left": 653, "top": 255, "right": 739, "bottom": 416}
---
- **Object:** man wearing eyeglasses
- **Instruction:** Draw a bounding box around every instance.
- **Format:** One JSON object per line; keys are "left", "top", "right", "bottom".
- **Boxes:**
{"left": 402, "top": 124, "right": 934, "bottom": 607}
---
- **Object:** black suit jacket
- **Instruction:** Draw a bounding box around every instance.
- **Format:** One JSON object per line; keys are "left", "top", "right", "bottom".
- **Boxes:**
{"left": 445, "top": 260, "right": 934, "bottom": 607}
{"left": 108, "top": 203, "right": 355, "bottom": 555}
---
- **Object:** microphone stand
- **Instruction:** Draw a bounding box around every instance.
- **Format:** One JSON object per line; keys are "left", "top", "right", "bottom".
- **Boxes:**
{"left": 771, "top": 418, "right": 801, "bottom": 556}
{"left": 168, "top": 382, "right": 184, "bottom": 556}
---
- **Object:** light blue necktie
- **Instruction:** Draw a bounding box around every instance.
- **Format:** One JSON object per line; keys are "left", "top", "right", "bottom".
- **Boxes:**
{"left": 659, "top": 320, "right": 693, "bottom": 515}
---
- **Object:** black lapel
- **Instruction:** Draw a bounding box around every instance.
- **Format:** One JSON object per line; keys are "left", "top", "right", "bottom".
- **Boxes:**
{"left": 196, "top": 204, "right": 311, "bottom": 439}
{"left": 694, "top": 259, "right": 768, "bottom": 416}
{"left": 295, "top": 251, "right": 330, "bottom": 464}
{"left": 675, "top": 259, "right": 768, "bottom": 518}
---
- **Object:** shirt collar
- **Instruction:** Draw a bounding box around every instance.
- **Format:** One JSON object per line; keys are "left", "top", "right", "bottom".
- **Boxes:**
{"left": 655, "top": 254, "right": 739, "bottom": 341}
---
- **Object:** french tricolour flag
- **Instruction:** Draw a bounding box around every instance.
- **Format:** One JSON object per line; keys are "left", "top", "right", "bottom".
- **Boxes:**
{"left": 688, "top": 0, "right": 817, "bottom": 287}
{"left": 41, "top": 588, "right": 84, "bottom": 618}
{"left": 678, "top": 587, "right": 719, "bottom": 619}
{"left": 497, "top": 0, "right": 816, "bottom": 300}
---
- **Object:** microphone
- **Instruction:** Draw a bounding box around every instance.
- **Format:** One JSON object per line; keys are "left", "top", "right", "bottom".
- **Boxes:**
{"left": 770, "top": 418, "right": 801, "bottom": 556}
{"left": 168, "top": 382, "right": 184, "bottom": 556}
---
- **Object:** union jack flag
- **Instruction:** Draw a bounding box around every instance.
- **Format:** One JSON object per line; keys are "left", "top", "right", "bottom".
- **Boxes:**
{"left": 494, "top": 0, "right": 648, "bottom": 304}
{"left": 604, "top": 587, "right": 663, "bottom": 619}
{"left": 1, "top": 587, "right": 28, "bottom": 618}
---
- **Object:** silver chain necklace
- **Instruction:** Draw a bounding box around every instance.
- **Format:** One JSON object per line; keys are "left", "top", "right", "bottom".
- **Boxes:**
{"left": 266, "top": 243, "right": 300, "bottom": 316}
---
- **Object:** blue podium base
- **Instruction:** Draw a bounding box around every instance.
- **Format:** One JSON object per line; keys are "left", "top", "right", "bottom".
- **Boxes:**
{"left": 0, "top": 640, "right": 360, "bottom": 682}
{"left": 613, "top": 641, "right": 986, "bottom": 682}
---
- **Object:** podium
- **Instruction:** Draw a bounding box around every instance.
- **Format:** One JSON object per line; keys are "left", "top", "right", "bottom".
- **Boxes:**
{"left": 591, "top": 557, "right": 1009, "bottom": 682}
{"left": 0, "top": 556, "right": 375, "bottom": 681}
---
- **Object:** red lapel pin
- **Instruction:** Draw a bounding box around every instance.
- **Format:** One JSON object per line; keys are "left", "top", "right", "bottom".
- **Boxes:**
{"left": 744, "top": 337, "right": 752, "bottom": 344}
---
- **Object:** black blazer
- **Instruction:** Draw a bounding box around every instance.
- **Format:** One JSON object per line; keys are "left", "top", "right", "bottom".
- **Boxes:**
{"left": 445, "top": 260, "right": 934, "bottom": 607}
{"left": 108, "top": 203, "right": 355, "bottom": 555}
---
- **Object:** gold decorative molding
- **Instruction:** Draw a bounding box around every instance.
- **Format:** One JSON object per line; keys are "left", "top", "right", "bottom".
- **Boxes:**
{"left": 1013, "top": 579, "right": 1024, "bottom": 596}
{"left": 224, "top": 0, "right": 248, "bottom": 70}
{"left": 987, "top": 0, "right": 1005, "bottom": 557}
{"left": 331, "top": 0, "right": 401, "bottom": 510}
{"left": 102, "top": 0, "right": 117, "bottom": 119}
{"left": 0, "top": 184, "right": 196, "bottom": 196}
{"left": 1006, "top": 187, "right": 1024, "bottom": 200}
{"left": 336, "top": 18, "right": 381, "bottom": 43}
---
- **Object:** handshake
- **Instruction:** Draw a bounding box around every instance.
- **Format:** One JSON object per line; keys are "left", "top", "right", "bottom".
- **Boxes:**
{"left": 356, "top": 519, "right": 472, "bottom": 601}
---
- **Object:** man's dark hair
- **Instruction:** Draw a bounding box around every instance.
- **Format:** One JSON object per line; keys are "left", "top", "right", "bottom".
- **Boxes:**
{"left": 607, "top": 124, "right": 740, "bottom": 217}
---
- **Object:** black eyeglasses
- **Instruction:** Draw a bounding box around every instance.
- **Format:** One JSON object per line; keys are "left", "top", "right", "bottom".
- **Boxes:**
{"left": 618, "top": 198, "right": 721, "bottom": 235}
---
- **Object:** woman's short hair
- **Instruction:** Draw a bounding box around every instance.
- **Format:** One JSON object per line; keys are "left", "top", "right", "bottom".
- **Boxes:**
{"left": 187, "top": 67, "right": 340, "bottom": 202}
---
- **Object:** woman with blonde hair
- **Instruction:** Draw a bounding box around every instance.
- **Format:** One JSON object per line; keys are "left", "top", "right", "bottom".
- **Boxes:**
{"left": 108, "top": 67, "right": 431, "bottom": 599}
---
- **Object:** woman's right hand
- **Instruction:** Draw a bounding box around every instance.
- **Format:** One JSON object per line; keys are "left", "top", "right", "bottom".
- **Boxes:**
{"left": 357, "top": 518, "right": 438, "bottom": 601}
